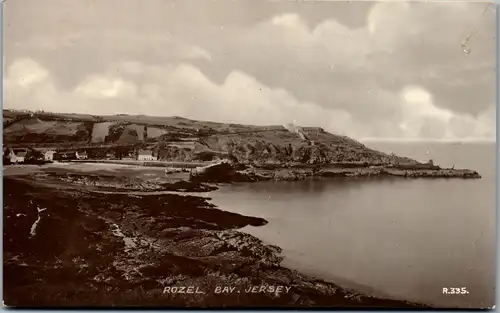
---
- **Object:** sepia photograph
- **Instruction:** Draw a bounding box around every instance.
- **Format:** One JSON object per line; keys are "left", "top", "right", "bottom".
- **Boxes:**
{"left": 2, "top": 0, "right": 497, "bottom": 309}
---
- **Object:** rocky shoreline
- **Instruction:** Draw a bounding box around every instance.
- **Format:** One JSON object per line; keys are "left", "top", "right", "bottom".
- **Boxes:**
{"left": 3, "top": 165, "right": 431, "bottom": 308}
{"left": 189, "top": 161, "right": 482, "bottom": 183}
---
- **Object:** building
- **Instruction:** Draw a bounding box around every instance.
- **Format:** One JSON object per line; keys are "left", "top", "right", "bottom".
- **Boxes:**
{"left": 137, "top": 149, "right": 157, "bottom": 161}
{"left": 44, "top": 150, "right": 56, "bottom": 161}
{"left": 32, "top": 148, "right": 56, "bottom": 162}
{"left": 77, "top": 151, "right": 88, "bottom": 160}
{"left": 14, "top": 149, "right": 27, "bottom": 163}
{"left": 7, "top": 149, "right": 27, "bottom": 163}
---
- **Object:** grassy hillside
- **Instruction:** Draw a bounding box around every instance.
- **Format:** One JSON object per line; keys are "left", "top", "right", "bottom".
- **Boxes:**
{"left": 3, "top": 110, "right": 418, "bottom": 165}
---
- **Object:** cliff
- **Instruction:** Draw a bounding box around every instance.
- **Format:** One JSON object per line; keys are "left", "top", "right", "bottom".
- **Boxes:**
{"left": 3, "top": 110, "right": 418, "bottom": 166}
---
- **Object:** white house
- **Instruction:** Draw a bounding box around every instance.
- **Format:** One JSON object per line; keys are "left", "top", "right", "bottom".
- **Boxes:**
{"left": 77, "top": 151, "right": 88, "bottom": 160}
{"left": 137, "top": 149, "right": 157, "bottom": 161}
{"left": 8, "top": 149, "right": 27, "bottom": 163}
{"left": 44, "top": 150, "right": 56, "bottom": 161}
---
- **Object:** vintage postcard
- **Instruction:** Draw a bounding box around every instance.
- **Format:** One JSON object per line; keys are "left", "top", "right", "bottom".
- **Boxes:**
{"left": 3, "top": 0, "right": 496, "bottom": 309}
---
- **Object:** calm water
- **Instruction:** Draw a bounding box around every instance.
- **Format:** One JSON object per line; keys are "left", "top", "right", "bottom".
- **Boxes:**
{"left": 208, "top": 142, "right": 496, "bottom": 308}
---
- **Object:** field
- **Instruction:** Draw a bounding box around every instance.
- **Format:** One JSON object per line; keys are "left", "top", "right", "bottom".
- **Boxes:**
{"left": 3, "top": 110, "right": 413, "bottom": 166}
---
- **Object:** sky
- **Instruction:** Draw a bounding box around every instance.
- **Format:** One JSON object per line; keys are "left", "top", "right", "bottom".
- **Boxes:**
{"left": 3, "top": 0, "right": 497, "bottom": 141}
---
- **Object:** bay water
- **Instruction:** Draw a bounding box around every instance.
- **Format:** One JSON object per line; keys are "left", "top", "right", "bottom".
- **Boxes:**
{"left": 208, "top": 142, "right": 496, "bottom": 308}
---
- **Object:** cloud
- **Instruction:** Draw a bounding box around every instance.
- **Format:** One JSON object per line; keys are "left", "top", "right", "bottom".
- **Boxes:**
{"left": 4, "top": 58, "right": 494, "bottom": 141}
{"left": 13, "top": 30, "right": 213, "bottom": 62}
{"left": 6, "top": 30, "right": 213, "bottom": 91}
{"left": 170, "top": 63, "right": 356, "bottom": 135}
{"left": 6, "top": 58, "right": 50, "bottom": 88}
{"left": 247, "top": 12, "right": 373, "bottom": 70}
{"left": 74, "top": 76, "right": 138, "bottom": 99}
{"left": 4, "top": 59, "right": 140, "bottom": 114}
{"left": 4, "top": 1, "right": 495, "bottom": 141}
{"left": 194, "top": 1, "right": 495, "bottom": 119}
{"left": 390, "top": 85, "right": 495, "bottom": 141}
{"left": 4, "top": 58, "right": 356, "bottom": 132}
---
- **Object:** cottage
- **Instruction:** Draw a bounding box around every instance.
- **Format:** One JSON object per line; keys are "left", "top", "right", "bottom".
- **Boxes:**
{"left": 44, "top": 150, "right": 56, "bottom": 161}
{"left": 77, "top": 151, "right": 88, "bottom": 160}
{"left": 137, "top": 149, "right": 157, "bottom": 161}
{"left": 32, "top": 148, "right": 56, "bottom": 161}
{"left": 8, "top": 149, "right": 27, "bottom": 163}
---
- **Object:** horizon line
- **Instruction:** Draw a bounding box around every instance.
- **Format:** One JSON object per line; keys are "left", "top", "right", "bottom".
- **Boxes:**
{"left": 359, "top": 137, "right": 496, "bottom": 144}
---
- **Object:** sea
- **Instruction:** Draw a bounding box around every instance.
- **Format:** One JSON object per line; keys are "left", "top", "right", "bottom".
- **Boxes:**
{"left": 207, "top": 142, "right": 496, "bottom": 309}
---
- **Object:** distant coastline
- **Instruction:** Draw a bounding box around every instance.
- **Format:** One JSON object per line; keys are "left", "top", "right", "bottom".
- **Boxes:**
{"left": 359, "top": 138, "right": 496, "bottom": 144}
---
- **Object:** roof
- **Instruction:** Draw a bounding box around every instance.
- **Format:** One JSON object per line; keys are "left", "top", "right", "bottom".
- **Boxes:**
{"left": 33, "top": 148, "right": 56, "bottom": 153}
{"left": 58, "top": 150, "right": 77, "bottom": 154}
{"left": 12, "top": 149, "right": 28, "bottom": 157}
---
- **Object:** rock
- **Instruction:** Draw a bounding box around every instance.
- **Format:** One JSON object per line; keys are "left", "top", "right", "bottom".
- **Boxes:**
{"left": 190, "top": 161, "right": 238, "bottom": 183}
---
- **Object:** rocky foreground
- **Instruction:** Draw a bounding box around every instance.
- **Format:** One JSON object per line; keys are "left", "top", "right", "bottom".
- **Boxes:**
{"left": 3, "top": 167, "right": 430, "bottom": 308}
